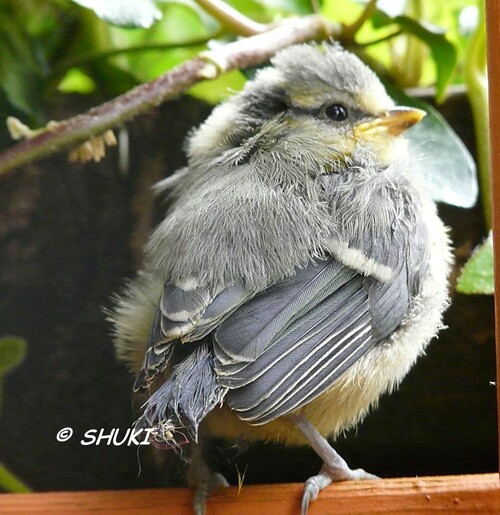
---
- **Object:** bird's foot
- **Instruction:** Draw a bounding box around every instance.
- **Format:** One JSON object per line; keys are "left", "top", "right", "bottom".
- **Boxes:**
{"left": 187, "top": 442, "right": 230, "bottom": 514}
{"left": 193, "top": 472, "right": 230, "bottom": 515}
{"left": 301, "top": 462, "right": 378, "bottom": 515}
{"left": 288, "top": 413, "right": 379, "bottom": 514}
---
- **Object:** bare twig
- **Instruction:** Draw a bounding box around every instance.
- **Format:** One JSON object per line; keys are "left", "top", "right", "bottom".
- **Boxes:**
{"left": 199, "top": 16, "right": 335, "bottom": 74}
{"left": 194, "top": 0, "right": 266, "bottom": 36}
{"left": 0, "top": 15, "right": 339, "bottom": 177}
{"left": 309, "top": 0, "right": 321, "bottom": 15}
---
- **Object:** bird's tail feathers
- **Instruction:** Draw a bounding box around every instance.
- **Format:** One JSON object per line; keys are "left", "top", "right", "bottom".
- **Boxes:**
{"left": 135, "top": 342, "right": 227, "bottom": 448}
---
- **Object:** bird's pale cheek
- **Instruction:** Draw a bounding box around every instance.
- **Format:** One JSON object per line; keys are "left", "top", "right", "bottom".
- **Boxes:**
{"left": 358, "top": 134, "right": 408, "bottom": 165}
{"left": 320, "top": 133, "right": 359, "bottom": 169}
{"left": 353, "top": 107, "right": 424, "bottom": 164}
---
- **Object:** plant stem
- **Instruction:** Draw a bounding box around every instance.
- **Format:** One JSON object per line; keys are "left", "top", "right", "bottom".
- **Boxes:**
{"left": 401, "top": 0, "right": 426, "bottom": 87}
{"left": 464, "top": 2, "right": 490, "bottom": 228}
{"left": 0, "top": 15, "right": 339, "bottom": 177}
{"left": 343, "top": 0, "right": 378, "bottom": 41}
{"left": 309, "top": 0, "right": 321, "bottom": 15}
{"left": 358, "top": 29, "right": 402, "bottom": 47}
{"left": 53, "top": 35, "right": 219, "bottom": 75}
{"left": 0, "top": 462, "right": 30, "bottom": 493}
{"left": 193, "top": 0, "right": 266, "bottom": 36}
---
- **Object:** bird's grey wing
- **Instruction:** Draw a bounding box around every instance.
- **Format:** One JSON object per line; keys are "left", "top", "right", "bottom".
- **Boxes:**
{"left": 133, "top": 281, "right": 254, "bottom": 391}
{"left": 214, "top": 257, "right": 358, "bottom": 364}
{"left": 214, "top": 225, "right": 426, "bottom": 425}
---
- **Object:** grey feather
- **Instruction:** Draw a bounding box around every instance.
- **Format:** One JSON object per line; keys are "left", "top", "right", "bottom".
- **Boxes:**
{"left": 134, "top": 281, "right": 254, "bottom": 390}
{"left": 161, "top": 284, "right": 212, "bottom": 322}
{"left": 366, "top": 214, "right": 429, "bottom": 340}
{"left": 216, "top": 280, "right": 367, "bottom": 386}
{"left": 133, "top": 306, "right": 173, "bottom": 391}
{"left": 217, "top": 273, "right": 375, "bottom": 423}
{"left": 214, "top": 258, "right": 357, "bottom": 363}
{"left": 240, "top": 328, "right": 373, "bottom": 425}
{"left": 145, "top": 120, "right": 336, "bottom": 292}
{"left": 183, "top": 282, "right": 255, "bottom": 342}
{"left": 136, "top": 155, "right": 430, "bottom": 417}
{"left": 271, "top": 43, "right": 392, "bottom": 110}
{"left": 136, "top": 342, "right": 227, "bottom": 443}
{"left": 214, "top": 201, "right": 429, "bottom": 424}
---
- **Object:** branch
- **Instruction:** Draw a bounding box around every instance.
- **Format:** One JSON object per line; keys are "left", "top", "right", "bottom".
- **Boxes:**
{"left": 0, "top": 15, "right": 339, "bottom": 177}
{"left": 193, "top": 0, "right": 266, "bottom": 36}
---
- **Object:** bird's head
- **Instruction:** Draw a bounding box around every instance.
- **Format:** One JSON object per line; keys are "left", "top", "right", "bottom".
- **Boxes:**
{"left": 187, "top": 43, "right": 425, "bottom": 170}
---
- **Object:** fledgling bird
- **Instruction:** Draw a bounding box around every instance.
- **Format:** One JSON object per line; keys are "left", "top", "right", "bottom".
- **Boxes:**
{"left": 110, "top": 43, "right": 452, "bottom": 514}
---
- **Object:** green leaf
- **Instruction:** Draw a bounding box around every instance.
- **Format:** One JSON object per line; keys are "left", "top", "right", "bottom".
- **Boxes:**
{"left": 119, "top": 3, "right": 210, "bottom": 82}
{"left": 0, "top": 462, "right": 30, "bottom": 493}
{"left": 58, "top": 68, "right": 97, "bottom": 94}
{"left": 0, "top": 337, "right": 27, "bottom": 378}
{"left": 371, "top": 7, "right": 396, "bottom": 28}
{"left": 0, "top": 337, "right": 26, "bottom": 419}
{"left": 396, "top": 16, "right": 457, "bottom": 101}
{"left": 0, "top": 11, "right": 47, "bottom": 119}
{"left": 321, "top": 0, "right": 363, "bottom": 25}
{"left": 374, "top": 13, "right": 458, "bottom": 102}
{"left": 189, "top": 69, "right": 246, "bottom": 104}
{"left": 228, "top": 0, "right": 273, "bottom": 22}
{"left": 386, "top": 85, "right": 477, "bottom": 209}
{"left": 456, "top": 234, "right": 493, "bottom": 295}
{"left": 71, "top": 0, "right": 162, "bottom": 28}
{"left": 254, "top": 0, "right": 313, "bottom": 15}
{"left": 89, "top": 61, "right": 140, "bottom": 96}
{"left": 0, "top": 58, "right": 44, "bottom": 117}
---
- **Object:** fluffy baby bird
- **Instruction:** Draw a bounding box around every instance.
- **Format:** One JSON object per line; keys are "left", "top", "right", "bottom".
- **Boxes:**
{"left": 111, "top": 43, "right": 452, "bottom": 514}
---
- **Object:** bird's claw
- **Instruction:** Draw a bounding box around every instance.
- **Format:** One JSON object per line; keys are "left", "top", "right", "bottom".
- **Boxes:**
{"left": 349, "top": 468, "right": 379, "bottom": 480}
{"left": 193, "top": 472, "right": 230, "bottom": 515}
{"left": 301, "top": 466, "right": 378, "bottom": 514}
{"left": 301, "top": 488, "right": 312, "bottom": 515}
{"left": 301, "top": 471, "right": 332, "bottom": 515}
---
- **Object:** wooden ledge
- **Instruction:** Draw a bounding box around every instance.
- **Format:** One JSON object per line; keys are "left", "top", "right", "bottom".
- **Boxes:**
{"left": 0, "top": 474, "right": 498, "bottom": 514}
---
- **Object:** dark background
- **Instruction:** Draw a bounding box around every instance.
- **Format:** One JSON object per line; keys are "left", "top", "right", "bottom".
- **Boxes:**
{"left": 0, "top": 92, "right": 497, "bottom": 492}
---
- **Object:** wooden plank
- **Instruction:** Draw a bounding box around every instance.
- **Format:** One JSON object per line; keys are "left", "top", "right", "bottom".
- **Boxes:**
{"left": 0, "top": 474, "right": 498, "bottom": 514}
{"left": 485, "top": 0, "right": 500, "bottom": 472}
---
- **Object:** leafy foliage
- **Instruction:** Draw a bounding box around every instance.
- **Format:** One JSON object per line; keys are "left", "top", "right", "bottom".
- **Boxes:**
{"left": 387, "top": 85, "right": 477, "bottom": 208}
{"left": 456, "top": 234, "right": 494, "bottom": 295}
{"left": 0, "top": 337, "right": 26, "bottom": 380}
{"left": 0, "top": 0, "right": 480, "bottom": 125}
{"left": 0, "top": 336, "right": 30, "bottom": 492}
{"left": 0, "top": 0, "right": 488, "bottom": 291}
{"left": 372, "top": 12, "right": 457, "bottom": 101}
{"left": 71, "top": 0, "right": 163, "bottom": 28}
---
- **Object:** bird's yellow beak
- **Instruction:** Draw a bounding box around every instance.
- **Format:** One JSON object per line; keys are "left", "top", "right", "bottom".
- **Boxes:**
{"left": 355, "top": 107, "right": 426, "bottom": 137}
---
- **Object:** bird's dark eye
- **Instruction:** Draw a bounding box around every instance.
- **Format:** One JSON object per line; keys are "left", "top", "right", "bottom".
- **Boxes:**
{"left": 325, "top": 103, "right": 348, "bottom": 122}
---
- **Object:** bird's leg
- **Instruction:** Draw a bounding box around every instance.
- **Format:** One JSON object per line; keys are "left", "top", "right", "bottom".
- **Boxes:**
{"left": 288, "top": 414, "right": 378, "bottom": 514}
{"left": 187, "top": 442, "right": 229, "bottom": 515}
